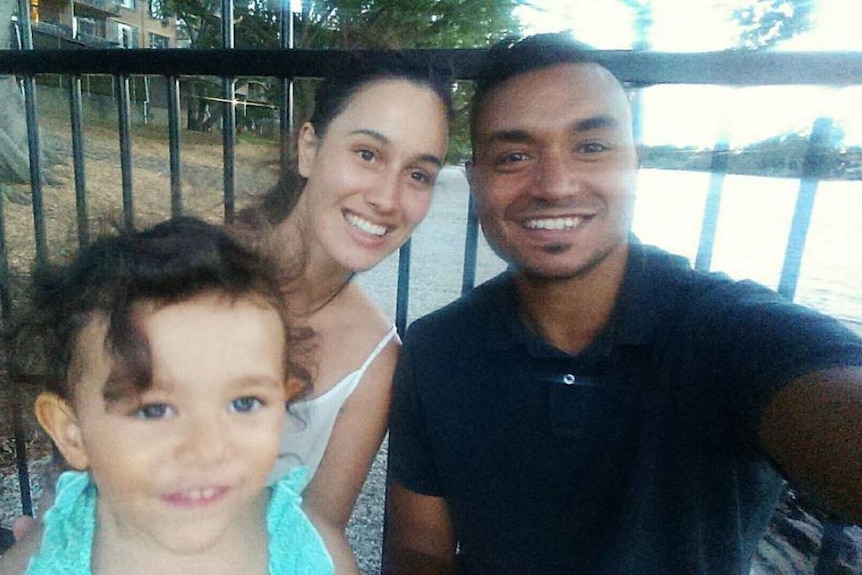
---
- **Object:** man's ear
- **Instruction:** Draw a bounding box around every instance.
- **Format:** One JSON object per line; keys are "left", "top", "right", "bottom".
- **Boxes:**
{"left": 297, "top": 122, "right": 318, "bottom": 179}
{"left": 34, "top": 393, "right": 89, "bottom": 470}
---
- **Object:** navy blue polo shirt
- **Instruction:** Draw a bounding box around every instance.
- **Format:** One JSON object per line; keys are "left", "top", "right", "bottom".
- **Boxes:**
{"left": 389, "top": 240, "right": 862, "bottom": 575}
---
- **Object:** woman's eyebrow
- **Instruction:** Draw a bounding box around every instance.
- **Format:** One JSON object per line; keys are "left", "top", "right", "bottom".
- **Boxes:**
{"left": 350, "top": 128, "right": 389, "bottom": 143}
{"left": 350, "top": 128, "right": 443, "bottom": 167}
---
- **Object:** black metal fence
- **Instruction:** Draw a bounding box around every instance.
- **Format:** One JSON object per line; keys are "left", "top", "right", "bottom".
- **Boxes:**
{"left": 2, "top": 7, "right": 862, "bottom": 525}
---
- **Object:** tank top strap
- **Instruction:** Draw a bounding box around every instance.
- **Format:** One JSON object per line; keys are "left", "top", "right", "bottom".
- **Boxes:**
{"left": 356, "top": 325, "right": 399, "bottom": 376}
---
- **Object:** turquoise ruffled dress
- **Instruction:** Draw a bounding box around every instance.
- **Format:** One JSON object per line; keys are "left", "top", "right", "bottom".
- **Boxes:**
{"left": 25, "top": 469, "right": 334, "bottom": 575}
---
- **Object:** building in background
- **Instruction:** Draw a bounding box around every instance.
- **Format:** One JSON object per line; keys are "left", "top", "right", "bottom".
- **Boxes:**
{"left": 24, "top": 0, "right": 178, "bottom": 48}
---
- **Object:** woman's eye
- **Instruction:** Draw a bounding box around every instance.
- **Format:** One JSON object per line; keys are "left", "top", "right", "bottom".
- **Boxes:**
{"left": 410, "top": 170, "right": 433, "bottom": 185}
{"left": 134, "top": 403, "right": 175, "bottom": 420}
{"left": 230, "top": 396, "right": 264, "bottom": 413}
{"left": 358, "top": 149, "right": 376, "bottom": 162}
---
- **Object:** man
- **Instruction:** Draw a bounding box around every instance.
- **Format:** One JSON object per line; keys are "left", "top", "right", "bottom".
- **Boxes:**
{"left": 383, "top": 34, "right": 862, "bottom": 575}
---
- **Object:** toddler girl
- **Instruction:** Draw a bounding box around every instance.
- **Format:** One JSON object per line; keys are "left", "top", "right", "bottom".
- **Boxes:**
{"left": 15, "top": 217, "right": 334, "bottom": 575}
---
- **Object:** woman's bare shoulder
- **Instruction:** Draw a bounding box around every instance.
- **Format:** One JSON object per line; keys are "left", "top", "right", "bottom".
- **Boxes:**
{"left": 327, "top": 282, "right": 392, "bottom": 337}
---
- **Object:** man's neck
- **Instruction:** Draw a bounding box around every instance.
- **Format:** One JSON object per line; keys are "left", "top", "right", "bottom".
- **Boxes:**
{"left": 513, "top": 244, "right": 629, "bottom": 356}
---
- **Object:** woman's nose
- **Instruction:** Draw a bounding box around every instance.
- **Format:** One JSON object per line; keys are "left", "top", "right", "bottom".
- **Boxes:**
{"left": 364, "top": 171, "right": 401, "bottom": 212}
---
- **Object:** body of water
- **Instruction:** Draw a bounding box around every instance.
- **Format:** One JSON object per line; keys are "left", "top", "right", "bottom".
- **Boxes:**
{"left": 359, "top": 167, "right": 862, "bottom": 335}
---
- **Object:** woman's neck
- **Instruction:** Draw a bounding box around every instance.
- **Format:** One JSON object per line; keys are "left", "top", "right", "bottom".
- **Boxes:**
{"left": 263, "top": 210, "right": 353, "bottom": 317}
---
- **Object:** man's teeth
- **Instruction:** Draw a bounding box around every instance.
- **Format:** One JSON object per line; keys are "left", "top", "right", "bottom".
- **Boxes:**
{"left": 525, "top": 217, "right": 579, "bottom": 231}
{"left": 346, "top": 213, "right": 387, "bottom": 236}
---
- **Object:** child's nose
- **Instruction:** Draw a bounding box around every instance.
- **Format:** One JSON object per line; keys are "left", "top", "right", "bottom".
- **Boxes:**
{"left": 177, "top": 417, "right": 229, "bottom": 465}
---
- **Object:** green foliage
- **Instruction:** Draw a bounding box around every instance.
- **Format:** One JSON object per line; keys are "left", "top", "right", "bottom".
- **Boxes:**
{"left": 290, "top": 1, "right": 523, "bottom": 162}
{"left": 293, "top": 0, "right": 521, "bottom": 49}
{"left": 730, "top": 0, "right": 814, "bottom": 49}
{"left": 639, "top": 125, "right": 862, "bottom": 181}
{"left": 163, "top": 0, "right": 522, "bottom": 154}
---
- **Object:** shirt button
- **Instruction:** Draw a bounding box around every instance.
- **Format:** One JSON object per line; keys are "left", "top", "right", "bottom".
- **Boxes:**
{"left": 563, "top": 373, "right": 576, "bottom": 385}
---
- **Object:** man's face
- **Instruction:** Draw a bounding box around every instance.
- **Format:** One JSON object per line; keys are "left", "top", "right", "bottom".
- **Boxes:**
{"left": 469, "top": 63, "right": 638, "bottom": 280}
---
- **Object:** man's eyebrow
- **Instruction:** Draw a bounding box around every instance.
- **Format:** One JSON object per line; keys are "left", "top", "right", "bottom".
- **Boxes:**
{"left": 483, "top": 129, "right": 534, "bottom": 147}
{"left": 350, "top": 128, "right": 443, "bottom": 168}
{"left": 483, "top": 115, "right": 621, "bottom": 147}
{"left": 575, "top": 115, "right": 620, "bottom": 132}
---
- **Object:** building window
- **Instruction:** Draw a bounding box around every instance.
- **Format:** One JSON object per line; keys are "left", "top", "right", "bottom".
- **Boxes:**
{"left": 148, "top": 32, "right": 169, "bottom": 49}
{"left": 115, "top": 22, "right": 138, "bottom": 47}
{"left": 149, "top": 0, "right": 165, "bottom": 20}
{"left": 119, "top": 0, "right": 135, "bottom": 10}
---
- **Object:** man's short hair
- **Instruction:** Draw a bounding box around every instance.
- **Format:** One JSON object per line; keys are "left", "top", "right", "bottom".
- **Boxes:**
{"left": 469, "top": 32, "right": 604, "bottom": 151}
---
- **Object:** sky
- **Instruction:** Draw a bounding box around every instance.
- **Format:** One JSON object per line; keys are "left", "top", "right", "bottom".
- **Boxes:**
{"left": 516, "top": 0, "right": 862, "bottom": 146}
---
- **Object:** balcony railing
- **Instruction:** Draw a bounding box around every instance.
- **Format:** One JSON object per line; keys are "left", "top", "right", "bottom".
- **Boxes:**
{"left": 73, "top": 0, "right": 120, "bottom": 16}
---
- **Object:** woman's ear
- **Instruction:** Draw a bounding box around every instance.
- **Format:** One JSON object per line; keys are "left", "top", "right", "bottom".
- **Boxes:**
{"left": 284, "top": 376, "right": 307, "bottom": 404}
{"left": 34, "top": 393, "right": 89, "bottom": 470}
{"left": 297, "top": 122, "right": 318, "bottom": 179}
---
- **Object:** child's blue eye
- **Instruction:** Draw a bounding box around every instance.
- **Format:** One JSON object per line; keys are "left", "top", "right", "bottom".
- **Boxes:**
{"left": 134, "top": 403, "right": 175, "bottom": 419}
{"left": 230, "top": 396, "right": 264, "bottom": 413}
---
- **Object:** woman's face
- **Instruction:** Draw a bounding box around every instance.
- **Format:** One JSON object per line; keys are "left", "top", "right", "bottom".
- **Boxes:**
{"left": 295, "top": 78, "right": 449, "bottom": 272}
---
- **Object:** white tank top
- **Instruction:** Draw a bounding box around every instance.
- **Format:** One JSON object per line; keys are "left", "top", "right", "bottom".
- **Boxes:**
{"left": 268, "top": 325, "right": 399, "bottom": 484}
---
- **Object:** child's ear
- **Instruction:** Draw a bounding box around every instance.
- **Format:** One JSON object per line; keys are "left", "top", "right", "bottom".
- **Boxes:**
{"left": 34, "top": 393, "right": 89, "bottom": 470}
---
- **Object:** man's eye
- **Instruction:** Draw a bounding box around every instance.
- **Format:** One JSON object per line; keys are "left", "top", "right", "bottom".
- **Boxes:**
{"left": 496, "top": 151, "right": 529, "bottom": 165}
{"left": 579, "top": 142, "right": 610, "bottom": 154}
{"left": 134, "top": 403, "right": 174, "bottom": 419}
{"left": 230, "top": 396, "right": 264, "bottom": 413}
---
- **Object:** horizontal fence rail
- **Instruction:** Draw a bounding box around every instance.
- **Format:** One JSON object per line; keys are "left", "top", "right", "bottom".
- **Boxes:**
{"left": 2, "top": 48, "right": 862, "bottom": 85}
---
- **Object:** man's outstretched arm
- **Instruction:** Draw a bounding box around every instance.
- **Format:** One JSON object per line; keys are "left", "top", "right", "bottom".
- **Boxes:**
{"left": 759, "top": 366, "right": 862, "bottom": 522}
{"left": 382, "top": 481, "right": 457, "bottom": 575}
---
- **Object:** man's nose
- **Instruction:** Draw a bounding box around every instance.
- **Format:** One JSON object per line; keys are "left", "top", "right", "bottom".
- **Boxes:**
{"left": 535, "top": 150, "right": 578, "bottom": 200}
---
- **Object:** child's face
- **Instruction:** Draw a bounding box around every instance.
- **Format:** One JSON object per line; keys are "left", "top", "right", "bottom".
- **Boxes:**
{"left": 61, "top": 293, "right": 291, "bottom": 554}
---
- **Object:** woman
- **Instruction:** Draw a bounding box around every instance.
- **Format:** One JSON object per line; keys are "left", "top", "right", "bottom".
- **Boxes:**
{"left": 2, "top": 55, "right": 452, "bottom": 575}
{"left": 233, "top": 54, "right": 452, "bottom": 573}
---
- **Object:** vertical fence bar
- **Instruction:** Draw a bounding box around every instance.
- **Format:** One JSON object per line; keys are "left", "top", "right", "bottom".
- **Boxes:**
{"left": 22, "top": 75, "right": 45, "bottom": 265}
{"left": 167, "top": 76, "right": 183, "bottom": 216}
{"left": 69, "top": 75, "right": 90, "bottom": 247}
{"left": 777, "top": 117, "right": 833, "bottom": 301}
{"left": 16, "top": 0, "right": 47, "bottom": 267}
{"left": 115, "top": 75, "right": 135, "bottom": 231}
{"left": 461, "top": 191, "right": 480, "bottom": 295}
{"left": 395, "top": 240, "right": 412, "bottom": 337}
{"left": 12, "top": 0, "right": 36, "bottom": 517}
{"left": 280, "top": 0, "right": 296, "bottom": 175}
{"left": 221, "top": 0, "right": 237, "bottom": 223}
{"left": 694, "top": 137, "right": 729, "bottom": 272}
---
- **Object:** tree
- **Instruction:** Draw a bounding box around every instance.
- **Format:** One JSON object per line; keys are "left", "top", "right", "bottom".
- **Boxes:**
{"left": 288, "top": 1, "right": 522, "bottom": 161}
{"left": 166, "top": 0, "right": 282, "bottom": 130}
{"left": 292, "top": 0, "right": 520, "bottom": 49}
{"left": 165, "top": 0, "right": 522, "bottom": 154}
{"left": 730, "top": 0, "right": 814, "bottom": 49}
